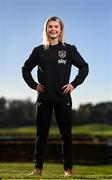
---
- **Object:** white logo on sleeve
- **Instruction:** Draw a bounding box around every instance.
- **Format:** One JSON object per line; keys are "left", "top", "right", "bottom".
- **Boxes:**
{"left": 58, "top": 50, "right": 67, "bottom": 65}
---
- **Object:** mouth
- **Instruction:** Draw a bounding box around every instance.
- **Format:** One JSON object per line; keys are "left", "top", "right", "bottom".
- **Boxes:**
{"left": 49, "top": 31, "right": 57, "bottom": 35}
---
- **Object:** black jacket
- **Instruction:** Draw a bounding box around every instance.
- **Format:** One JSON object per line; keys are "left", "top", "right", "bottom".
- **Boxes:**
{"left": 22, "top": 42, "right": 89, "bottom": 103}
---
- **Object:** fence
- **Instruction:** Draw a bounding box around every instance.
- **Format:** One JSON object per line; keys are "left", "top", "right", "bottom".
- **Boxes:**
{"left": 0, "top": 135, "right": 112, "bottom": 164}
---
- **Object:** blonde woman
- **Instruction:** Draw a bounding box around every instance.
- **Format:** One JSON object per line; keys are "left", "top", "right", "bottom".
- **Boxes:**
{"left": 22, "top": 16, "right": 89, "bottom": 176}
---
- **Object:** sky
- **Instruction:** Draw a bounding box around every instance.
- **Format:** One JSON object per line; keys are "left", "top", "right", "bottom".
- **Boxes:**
{"left": 0, "top": 0, "right": 112, "bottom": 109}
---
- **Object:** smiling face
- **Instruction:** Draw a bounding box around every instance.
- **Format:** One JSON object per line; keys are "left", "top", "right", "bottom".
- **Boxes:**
{"left": 46, "top": 20, "right": 62, "bottom": 40}
{"left": 43, "top": 16, "right": 65, "bottom": 48}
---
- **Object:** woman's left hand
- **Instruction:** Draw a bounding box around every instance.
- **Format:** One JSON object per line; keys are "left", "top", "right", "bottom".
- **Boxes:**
{"left": 62, "top": 84, "right": 75, "bottom": 94}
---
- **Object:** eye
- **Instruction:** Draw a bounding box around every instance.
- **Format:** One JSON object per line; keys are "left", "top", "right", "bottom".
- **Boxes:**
{"left": 48, "top": 25, "right": 52, "bottom": 28}
{"left": 55, "top": 25, "right": 59, "bottom": 28}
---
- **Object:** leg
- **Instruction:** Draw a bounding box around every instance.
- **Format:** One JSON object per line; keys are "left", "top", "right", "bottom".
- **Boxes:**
{"left": 54, "top": 102, "right": 73, "bottom": 170}
{"left": 35, "top": 102, "right": 53, "bottom": 169}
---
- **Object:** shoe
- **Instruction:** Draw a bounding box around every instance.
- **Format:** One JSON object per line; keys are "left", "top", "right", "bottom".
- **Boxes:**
{"left": 28, "top": 168, "right": 42, "bottom": 176}
{"left": 64, "top": 168, "right": 72, "bottom": 177}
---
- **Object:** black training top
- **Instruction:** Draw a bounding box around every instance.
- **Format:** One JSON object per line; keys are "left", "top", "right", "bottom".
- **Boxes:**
{"left": 22, "top": 42, "right": 89, "bottom": 103}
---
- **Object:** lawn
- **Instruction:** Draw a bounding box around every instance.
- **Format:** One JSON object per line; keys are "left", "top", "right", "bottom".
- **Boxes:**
{"left": 0, "top": 162, "right": 112, "bottom": 179}
{"left": 0, "top": 124, "right": 112, "bottom": 137}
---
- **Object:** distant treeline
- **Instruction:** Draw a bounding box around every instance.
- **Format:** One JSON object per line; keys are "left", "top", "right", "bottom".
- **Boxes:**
{"left": 0, "top": 97, "right": 112, "bottom": 128}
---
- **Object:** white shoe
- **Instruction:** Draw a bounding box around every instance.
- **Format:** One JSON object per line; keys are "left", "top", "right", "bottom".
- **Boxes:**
{"left": 64, "top": 169, "right": 72, "bottom": 177}
{"left": 28, "top": 168, "right": 42, "bottom": 176}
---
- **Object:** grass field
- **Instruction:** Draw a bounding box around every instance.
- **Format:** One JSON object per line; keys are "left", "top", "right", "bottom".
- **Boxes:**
{"left": 0, "top": 124, "right": 112, "bottom": 137}
{"left": 0, "top": 162, "right": 112, "bottom": 179}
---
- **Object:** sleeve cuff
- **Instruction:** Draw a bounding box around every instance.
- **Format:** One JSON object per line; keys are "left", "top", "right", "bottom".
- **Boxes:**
{"left": 71, "top": 81, "right": 78, "bottom": 88}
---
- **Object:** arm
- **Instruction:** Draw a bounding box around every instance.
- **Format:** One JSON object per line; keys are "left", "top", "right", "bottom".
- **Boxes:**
{"left": 22, "top": 48, "right": 38, "bottom": 90}
{"left": 70, "top": 45, "right": 89, "bottom": 88}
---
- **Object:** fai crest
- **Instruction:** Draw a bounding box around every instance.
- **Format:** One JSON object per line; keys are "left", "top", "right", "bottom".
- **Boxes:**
{"left": 58, "top": 50, "right": 66, "bottom": 59}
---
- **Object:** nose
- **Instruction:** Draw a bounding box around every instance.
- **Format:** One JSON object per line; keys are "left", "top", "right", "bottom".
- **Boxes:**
{"left": 51, "top": 26, "right": 55, "bottom": 30}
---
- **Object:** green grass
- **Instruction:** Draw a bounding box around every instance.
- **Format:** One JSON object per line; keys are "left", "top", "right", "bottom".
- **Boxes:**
{"left": 72, "top": 124, "right": 112, "bottom": 137}
{"left": 0, "top": 124, "right": 112, "bottom": 137}
{"left": 0, "top": 126, "right": 36, "bottom": 134}
{"left": 0, "top": 162, "right": 112, "bottom": 179}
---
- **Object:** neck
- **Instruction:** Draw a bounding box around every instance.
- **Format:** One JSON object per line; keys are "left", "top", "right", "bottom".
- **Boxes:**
{"left": 49, "top": 38, "right": 59, "bottom": 46}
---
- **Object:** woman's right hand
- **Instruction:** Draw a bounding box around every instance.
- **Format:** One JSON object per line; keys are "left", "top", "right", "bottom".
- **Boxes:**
{"left": 36, "top": 84, "right": 44, "bottom": 93}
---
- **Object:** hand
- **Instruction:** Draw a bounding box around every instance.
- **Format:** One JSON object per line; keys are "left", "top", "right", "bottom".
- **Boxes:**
{"left": 62, "top": 84, "right": 74, "bottom": 94}
{"left": 36, "top": 84, "right": 44, "bottom": 93}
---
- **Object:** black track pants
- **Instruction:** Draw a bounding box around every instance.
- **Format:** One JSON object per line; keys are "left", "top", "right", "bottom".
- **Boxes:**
{"left": 35, "top": 102, "right": 73, "bottom": 170}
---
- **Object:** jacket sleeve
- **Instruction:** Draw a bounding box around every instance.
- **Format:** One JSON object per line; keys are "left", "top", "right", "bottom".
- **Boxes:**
{"left": 70, "top": 45, "right": 89, "bottom": 88}
{"left": 22, "top": 47, "right": 38, "bottom": 90}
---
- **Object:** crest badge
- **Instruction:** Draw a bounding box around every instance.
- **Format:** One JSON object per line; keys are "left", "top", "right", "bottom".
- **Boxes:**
{"left": 58, "top": 50, "right": 66, "bottom": 59}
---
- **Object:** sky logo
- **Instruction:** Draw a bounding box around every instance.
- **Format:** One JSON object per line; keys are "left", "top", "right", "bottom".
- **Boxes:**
{"left": 58, "top": 59, "right": 67, "bottom": 64}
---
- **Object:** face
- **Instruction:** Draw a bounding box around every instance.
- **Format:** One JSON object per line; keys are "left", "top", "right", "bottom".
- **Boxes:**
{"left": 46, "top": 21, "right": 62, "bottom": 40}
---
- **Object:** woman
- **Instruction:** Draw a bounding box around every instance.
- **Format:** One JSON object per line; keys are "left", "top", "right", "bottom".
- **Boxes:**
{"left": 22, "top": 16, "right": 89, "bottom": 176}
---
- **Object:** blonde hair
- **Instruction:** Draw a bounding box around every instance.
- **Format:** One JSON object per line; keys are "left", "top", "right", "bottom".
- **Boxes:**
{"left": 43, "top": 16, "right": 65, "bottom": 49}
